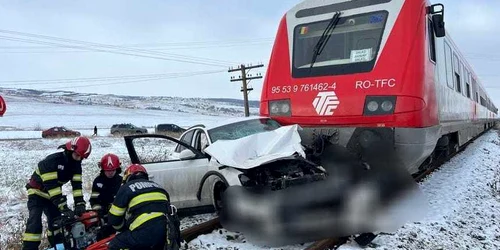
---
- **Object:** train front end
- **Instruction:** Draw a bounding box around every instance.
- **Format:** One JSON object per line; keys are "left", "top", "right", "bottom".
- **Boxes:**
{"left": 261, "top": 0, "right": 441, "bottom": 174}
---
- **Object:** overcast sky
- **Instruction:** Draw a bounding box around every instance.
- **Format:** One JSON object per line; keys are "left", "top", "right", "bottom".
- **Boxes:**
{"left": 0, "top": 0, "right": 499, "bottom": 104}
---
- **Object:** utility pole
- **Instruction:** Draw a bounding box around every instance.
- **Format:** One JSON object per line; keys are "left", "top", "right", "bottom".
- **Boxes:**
{"left": 229, "top": 63, "right": 264, "bottom": 117}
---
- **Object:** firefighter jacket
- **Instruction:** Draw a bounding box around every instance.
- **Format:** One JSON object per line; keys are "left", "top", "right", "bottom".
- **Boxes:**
{"left": 90, "top": 172, "right": 122, "bottom": 211}
{"left": 108, "top": 178, "right": 171, "bottom": 232}
{"left": 25, "top": 151, "right": 85, "bottom": 211}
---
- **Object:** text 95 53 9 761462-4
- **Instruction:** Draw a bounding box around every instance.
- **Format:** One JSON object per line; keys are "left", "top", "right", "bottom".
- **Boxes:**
{"left": 271, "top": 82, "right": 337, "bottom": 94}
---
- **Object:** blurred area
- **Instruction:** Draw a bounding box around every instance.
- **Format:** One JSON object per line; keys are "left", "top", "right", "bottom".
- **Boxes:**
{"left": 220, "top": 128, "right": 429, "bottom": 247}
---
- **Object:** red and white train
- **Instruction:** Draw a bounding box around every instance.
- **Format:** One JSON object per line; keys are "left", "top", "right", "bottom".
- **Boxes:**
{"left": 260, "top": 0, "right": 498, "bottom": 175}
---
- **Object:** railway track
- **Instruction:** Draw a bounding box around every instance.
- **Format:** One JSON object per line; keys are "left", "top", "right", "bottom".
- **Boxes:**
{"left": 179, "top": 128, "right": 494, "bottom": 249}
{"left": 180, "top": 217, "right": 221, "bottom": 243}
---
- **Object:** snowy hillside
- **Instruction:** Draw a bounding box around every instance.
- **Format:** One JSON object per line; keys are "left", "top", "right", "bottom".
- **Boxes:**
{"left": 0, "top": 88, "right": 261, "bottom": 138}
{"left": 0, "top": 88, "right": 260, "bottom": 118}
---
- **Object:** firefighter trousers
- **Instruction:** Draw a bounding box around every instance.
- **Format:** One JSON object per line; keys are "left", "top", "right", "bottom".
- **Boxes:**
{"left": 22, "top": 194, "right": 63, "bottom": 250}
{"left": 108, "top": 218, "right": 167, "bottom": 250}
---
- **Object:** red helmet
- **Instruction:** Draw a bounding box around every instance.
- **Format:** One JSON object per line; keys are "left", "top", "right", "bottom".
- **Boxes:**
{"left": 65, "top": 136, "right": 92, "bottom": 159}
{"left": 123, "top": 164, "right": 148, "bottom": 183}
{"left": 99, "top": 153, "right": 121, "bottom": 171}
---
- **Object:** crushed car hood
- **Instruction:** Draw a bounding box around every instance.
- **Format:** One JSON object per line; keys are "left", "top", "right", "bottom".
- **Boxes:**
{"left": 204, "top": 124, "right": 306, "bottom": 169}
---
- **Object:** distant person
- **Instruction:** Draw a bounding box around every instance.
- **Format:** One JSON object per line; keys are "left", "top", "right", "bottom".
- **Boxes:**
{"left": 93, "top": 126, "right": 98, "bottom": 136}
{"left": 22, "top": 136, "right": 92, "bottom": 250}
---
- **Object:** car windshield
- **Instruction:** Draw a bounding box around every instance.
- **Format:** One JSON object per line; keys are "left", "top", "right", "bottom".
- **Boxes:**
{"left": 208, "top": 118, "right": 281, "bottom": 143}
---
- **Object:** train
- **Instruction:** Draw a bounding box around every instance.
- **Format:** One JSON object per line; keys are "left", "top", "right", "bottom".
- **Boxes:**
{"left": 260, "top": 0, "right": 499, "bottom": 175}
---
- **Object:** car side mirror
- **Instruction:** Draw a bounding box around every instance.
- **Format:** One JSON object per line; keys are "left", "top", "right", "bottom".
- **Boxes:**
{"left": 179, "top": 149, "right": 196, "bottom": 160}
{"left": 428, "top": 3, "right": 445, "bottom": 38}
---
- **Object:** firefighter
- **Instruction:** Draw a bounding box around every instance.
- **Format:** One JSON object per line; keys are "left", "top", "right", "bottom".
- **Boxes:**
{"left": 22, "top": 136, "right": 91, "bottom": 250}
{"left": 90, "top": 153, "right": 122, "bottom": 214}
{"left": 90, "top": 153, "right": 123, "bottom": 240}
{"left": 108, "top": 164, "right": 180, "bottom": 250}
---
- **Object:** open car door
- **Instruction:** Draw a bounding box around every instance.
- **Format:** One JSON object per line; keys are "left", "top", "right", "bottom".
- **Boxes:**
{"left": 124, "top": 134, "right": 213, "bottom": 210}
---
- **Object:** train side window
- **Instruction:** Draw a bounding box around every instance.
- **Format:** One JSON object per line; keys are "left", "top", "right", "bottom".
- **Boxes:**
{"left": 427, "top": 18, "right": 436, "bottom": 63}
{"left": 444, "top": 42, "right": 454, "bottom": 89}
{"left": 465, "top": 70, "right": 471, "bottom": 99}
{"left": 453, "top": 53, "right": 462, "bottom": 93}
{"left": 460, "top": 63, "right": 467, "bottom": 97}
{"left": 475, "top": 91, "right": 479, "bottom": 103}
{"left": 471, "top": 78, "right": 478, "bottom": 102}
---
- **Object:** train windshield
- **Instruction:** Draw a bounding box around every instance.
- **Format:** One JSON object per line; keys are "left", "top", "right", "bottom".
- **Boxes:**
{"left": 292, "top": 11, "right": 388, "bottom": 78}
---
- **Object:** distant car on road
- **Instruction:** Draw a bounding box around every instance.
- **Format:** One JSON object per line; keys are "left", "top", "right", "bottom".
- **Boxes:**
{"left": 155, "top": 124, "right": 186, "bottom": 135}
{"left": 110, "top": 123, "right": 148, "bottom": 135}
{"left": 42, "top": 127, "right": 81, "bottom": 138}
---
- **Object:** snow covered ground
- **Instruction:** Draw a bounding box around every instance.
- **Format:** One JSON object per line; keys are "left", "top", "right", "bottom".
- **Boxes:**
{"left": 182, "top": 130, "right": 500, "bottom": 250}
{"left": 0, "top": 106, "right": 499, "bottom": 249}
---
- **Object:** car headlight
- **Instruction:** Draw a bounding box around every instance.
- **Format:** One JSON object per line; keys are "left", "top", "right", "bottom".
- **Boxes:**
{"left": 238, "top": 174, "right": 256, "bottom": 187}
{"left": 363, "top": 96, "right": 396, "bottom": 116}
{"left": 269, "top": 99, "right": 291, "bottom": 117}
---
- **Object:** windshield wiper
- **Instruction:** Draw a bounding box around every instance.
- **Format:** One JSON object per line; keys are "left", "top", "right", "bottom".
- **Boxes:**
{"left": 310, "top": 11, "right": 342, "bottom": 69}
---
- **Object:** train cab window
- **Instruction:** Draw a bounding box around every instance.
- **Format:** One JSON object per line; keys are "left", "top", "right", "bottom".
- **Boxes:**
{"left": 453, "top": 53, "right": 462, "bottom": 93}
{"left": 444, "top": 42, "right": 454, "bottom": 89}
{"left": 292, "top": 11, "right": 388, "bottom": 78}
{"left": 427, "top": 18, "right": 436, "bottom": 63}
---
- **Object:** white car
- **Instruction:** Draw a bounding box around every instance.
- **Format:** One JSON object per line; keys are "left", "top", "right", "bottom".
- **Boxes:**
{"left": 123, "top": 116, "right": 327, "bottom": 215}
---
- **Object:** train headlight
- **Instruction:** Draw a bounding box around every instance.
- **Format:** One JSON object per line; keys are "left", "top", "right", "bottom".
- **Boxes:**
{"left": 363, "top": 96, "right": 396, "bottom": 116}
{"left": 270, "top": 102, "right": 280, "bottom": 114}
{"left": 381, "top": 100, "right": 394, "bottom": 112}
{"left": 367, "top": 101, "right": 379, "bottom": 112}
{"left": 281, "top": 103, "right": 291, "bottom": 113}
{"left": 269, "top": 99, "right": 292, "bottom": 117}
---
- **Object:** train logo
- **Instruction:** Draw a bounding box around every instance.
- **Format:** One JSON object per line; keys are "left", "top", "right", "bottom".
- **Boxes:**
{"left": 313, "top": 91, "right": 340, "bottom": 116}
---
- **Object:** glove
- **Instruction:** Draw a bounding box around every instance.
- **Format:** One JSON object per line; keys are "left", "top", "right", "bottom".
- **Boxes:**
{"left": 75, "top": 204, "right": 86, "bottom": 217}
{"left": 61, "top": 206, "right": 75, "bottom": 219}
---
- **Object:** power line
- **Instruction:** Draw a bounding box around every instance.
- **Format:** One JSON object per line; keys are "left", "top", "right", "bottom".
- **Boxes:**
{"left": 0, "top": 72, "right": 183, "bottom": 83}
{"left": 0, "top": 35, "right": 231, "bottom": 67}
{"left": 35, "top": 69, "right": 226, "bottom": 90}
{"left": 0, "top": 38, "right": 274, "bottom": 50}
{"left": 0, "top": 72, "right": 210, "bottom": 86}
{"left": 0, "top": 38, "right": 273, "bottom": 48}
{"left": 0, "top": 42, "right": 273, "bottom": 54}
{"left": 0, "top": 29, "right": 236, "bottom": 65}
{"left": 0, "top": 29, "right": 238, "bottom": 67}
{"left": 0, "top": 29, "right": 238, "bottom": 65}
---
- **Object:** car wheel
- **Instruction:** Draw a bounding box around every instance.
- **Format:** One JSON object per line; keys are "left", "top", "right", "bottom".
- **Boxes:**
{"left": 213, "top": 182, "right": 227, "bottom": 212}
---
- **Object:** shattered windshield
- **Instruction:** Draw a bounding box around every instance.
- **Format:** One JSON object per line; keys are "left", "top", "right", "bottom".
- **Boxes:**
{"left": 208, "top": 118, "right": 281, "bottom": 143}
{"left": 293, "top": 11, "right": 388, "bottom": 78}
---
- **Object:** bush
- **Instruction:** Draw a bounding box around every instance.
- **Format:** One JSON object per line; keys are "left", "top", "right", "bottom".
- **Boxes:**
{"left": 33, "top": 123, "right": 42, "bottom": 131}
{"left": 489, "top": 167, "right": 500, "bottom": 201}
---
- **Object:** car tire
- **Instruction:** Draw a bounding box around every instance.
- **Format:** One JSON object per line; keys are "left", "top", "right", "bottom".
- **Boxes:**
{"left": 213, "top": 182, "right": 227, "bottom": 213}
